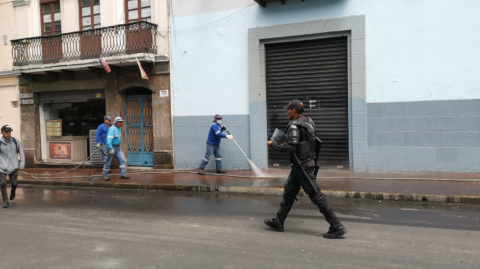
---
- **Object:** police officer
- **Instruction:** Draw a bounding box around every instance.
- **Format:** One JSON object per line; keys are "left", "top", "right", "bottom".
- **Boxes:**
{"left": 265, "top": 99, "right": 347, "bottom": 239}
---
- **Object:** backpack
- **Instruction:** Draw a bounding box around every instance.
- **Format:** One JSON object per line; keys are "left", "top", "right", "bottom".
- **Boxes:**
{"left": 0, "top": 137, "right": 19, "bottom": 154}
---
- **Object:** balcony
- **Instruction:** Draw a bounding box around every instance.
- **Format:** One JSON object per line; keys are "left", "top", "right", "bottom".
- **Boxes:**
{"left": 11, "top": 21, "right": 158, "bottom": 69}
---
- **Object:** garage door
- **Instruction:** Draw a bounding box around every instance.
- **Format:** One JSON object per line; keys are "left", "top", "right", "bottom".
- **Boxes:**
{"left": 266, "top": 36, "right": 349, "bottom": 169}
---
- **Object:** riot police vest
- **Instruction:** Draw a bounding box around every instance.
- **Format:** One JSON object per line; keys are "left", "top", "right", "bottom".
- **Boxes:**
{"left": 287, "top": 117, "right": 316, "bottom": 160}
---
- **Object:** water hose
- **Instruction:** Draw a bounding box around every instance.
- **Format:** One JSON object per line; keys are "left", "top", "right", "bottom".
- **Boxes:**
{"left": 17, "top": 141, "right": 480, "bottom": 183}
{"left": 225, "top": 130, "right": 248, "bottom": 158}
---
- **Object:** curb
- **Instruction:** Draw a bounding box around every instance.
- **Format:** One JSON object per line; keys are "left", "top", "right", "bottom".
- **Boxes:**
{"left": 18, "top": 179, "right": 480, "bottom": 205}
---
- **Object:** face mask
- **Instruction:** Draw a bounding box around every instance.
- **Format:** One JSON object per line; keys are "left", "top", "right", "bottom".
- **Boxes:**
{"left": 217, "top": 120, "right": 222, "bottom": 124}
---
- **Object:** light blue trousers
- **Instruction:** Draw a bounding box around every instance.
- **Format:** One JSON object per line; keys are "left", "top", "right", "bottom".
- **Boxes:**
{"left": 102, "top": 146, "right": 126, "bottom": 177}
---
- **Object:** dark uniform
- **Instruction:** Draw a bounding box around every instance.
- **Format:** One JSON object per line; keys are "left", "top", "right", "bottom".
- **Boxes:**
{"left": 265, "top": 100, "right": 347, "bottom": 239}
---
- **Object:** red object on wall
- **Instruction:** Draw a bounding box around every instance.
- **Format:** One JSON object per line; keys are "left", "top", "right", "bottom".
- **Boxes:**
{"left": 49, "top": 142, "right": 71, "bottom": 159}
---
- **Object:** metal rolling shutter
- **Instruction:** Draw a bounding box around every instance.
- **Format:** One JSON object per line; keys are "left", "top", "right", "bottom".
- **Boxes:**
{"left": 266, "top": 36, "right": 349, "bottom": 169}
{"left": 89, "top": 130, "right": 104, "bottom": 165}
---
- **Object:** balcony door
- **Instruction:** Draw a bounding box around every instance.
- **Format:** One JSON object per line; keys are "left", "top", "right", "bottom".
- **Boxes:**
{"left": 41, "top": 0, "right": 62, "bottom": 63}
{"left": 79, "top": 0, "right": 102, "bottom": 59}
{"left": 124, "top": 0, "right": 152, "bottom": 54}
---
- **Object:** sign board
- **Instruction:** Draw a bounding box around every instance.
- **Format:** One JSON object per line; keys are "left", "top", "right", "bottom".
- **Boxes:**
{"left": 95, "top": 93, "right": 102, "bottom": 98}
{"left": 20, "top": 99, "right": 34, "bottom": 105}
{"left": 19, "top": 93, "right": 34, "bottom": 99}
{"left": 46, "top": 119, "right": 62, "bottom": 137}
{"left": 160, "top": 89, "right": 169, "bottom": 98}
{"left": 49, "top": 142, "right": 71, "bottom": 159}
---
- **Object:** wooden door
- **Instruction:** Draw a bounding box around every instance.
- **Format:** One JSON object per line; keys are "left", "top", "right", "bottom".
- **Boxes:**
{"left": 41, "top": 0, "right": 62, "bottom": 63}
{"left": 124, "top": 0, "right": 153, "bottom": 54}
{"left": 79, "top": 0, "right": 102, "bottom": 59}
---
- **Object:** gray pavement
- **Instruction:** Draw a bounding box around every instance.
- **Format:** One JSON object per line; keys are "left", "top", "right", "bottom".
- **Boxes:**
{"left": 1, "top": 186, "right": 480, "bottom": 269}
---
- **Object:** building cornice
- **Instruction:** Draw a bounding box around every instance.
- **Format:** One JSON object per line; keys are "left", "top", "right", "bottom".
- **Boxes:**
{"left": 0, "top": 70, "right": 18, "bottom": 78}
{"left": 12, "top": 0, "right": 31, "bottom": 7}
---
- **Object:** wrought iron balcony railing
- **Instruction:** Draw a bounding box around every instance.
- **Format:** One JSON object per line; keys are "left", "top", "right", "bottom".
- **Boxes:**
{"left": 11, "top": 21, "right": 157, "bottom": 67}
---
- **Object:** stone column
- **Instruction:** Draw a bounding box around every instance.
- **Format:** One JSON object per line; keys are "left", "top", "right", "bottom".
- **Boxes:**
{"left": 19, "top": 84, "right": 40, "bottom": 168}
{"left": 151, "top": 74, "right": 173, "bottom": 169}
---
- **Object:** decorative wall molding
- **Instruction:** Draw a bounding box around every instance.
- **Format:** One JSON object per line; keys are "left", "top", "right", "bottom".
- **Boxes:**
{"left": 12, "top": 0, "right": 31, "bottom": 7}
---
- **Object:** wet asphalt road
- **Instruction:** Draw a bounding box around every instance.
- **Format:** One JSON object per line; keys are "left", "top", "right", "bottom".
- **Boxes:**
{"left": 0, "top": 187, "right": 479, "bottom": 269}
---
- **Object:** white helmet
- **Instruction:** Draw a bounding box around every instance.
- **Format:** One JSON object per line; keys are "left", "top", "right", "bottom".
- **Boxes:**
{"left": 114, "top": 116, "right": 124, "bottom": 125}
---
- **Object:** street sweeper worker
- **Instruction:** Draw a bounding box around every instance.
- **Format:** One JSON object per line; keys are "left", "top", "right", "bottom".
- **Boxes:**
{"left": 265, "top": 99, "right": 347, "bottom": 239}
{"left": 197, "top": 114, "right": 234, "bottom": 175}
{"left": 102, "top": 116, "right": 130, "bottom": 181}
{"left": 96, "top": 115, "right": 112, "bottom": 162}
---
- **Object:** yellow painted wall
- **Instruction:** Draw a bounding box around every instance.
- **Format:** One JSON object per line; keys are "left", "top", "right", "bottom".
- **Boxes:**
{"left": 0, "top": 0, "right": 17, "bottom": 71}
{"left": 0, "top": 77, "right": 21, "bottom": 141}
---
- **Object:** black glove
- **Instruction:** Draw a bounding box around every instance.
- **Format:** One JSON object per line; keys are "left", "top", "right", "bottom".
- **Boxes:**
{"left": 222, "top": 125, "right": 227, "bottom": 131}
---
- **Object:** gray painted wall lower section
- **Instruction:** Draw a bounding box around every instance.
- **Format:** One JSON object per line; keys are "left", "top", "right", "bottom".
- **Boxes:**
{"left": 351, "top": 98, "right": 367, "bottom": 171}
{"left": 367, "top": 99, "right": 480, "bottom": 172}
{"left": 249, "top": 101, "right": 268, "bottom": 169}
{"left": 173, "top": 115, "right": 251, "bottom": 170}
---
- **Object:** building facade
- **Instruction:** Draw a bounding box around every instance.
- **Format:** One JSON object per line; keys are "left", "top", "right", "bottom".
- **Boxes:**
{"left": 6, "top": 0, "right": 173, "bottom": 169}
{"left": 170, "top": 0, "right": 480, "bottom": 172}
{"left": 0, "top": 0, "right": 21, "bottom": 141}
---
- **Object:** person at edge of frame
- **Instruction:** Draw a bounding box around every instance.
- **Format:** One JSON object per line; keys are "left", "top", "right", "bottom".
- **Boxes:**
{"left": 197, "top": 114, "right": 234, "bottom": 175}
{"left": 0, "top": 125, "right": 25, "bottom": 209}
{"left": 96, "top": 115, "right": 112, "bottom": 163}
{"left": 102, "top": 117, "right": 131, "bottom": 181}
{"left": 265, "top": 99, "right": 347, "bottom": 239}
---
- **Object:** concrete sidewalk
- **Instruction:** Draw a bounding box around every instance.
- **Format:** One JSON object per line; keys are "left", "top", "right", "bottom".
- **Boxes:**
{"left": 14, "top": 168, "right": 480, "bottom": 204}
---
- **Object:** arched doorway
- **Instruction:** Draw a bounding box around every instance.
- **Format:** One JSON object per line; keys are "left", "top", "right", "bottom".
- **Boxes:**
{"left": 125, "top": 87, "right": 153, "bottom": 166}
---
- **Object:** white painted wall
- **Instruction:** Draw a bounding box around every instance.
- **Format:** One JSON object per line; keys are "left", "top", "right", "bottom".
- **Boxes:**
{"left": 170, "top": 0, "right": 480, "bottom": 117}
{"left": 62, "top": 0, "right": 80, "bottom": 33}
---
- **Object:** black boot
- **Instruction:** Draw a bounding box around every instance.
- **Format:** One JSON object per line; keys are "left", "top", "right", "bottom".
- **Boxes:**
{"left": 1, "top": 185, "right": 9, "bottom": 208}
{"left": 10, "top": 184, "right": 17, "bottom": 201}
{"left": 323, "top": 225, "right": 347, "bottom": 239}
{"left": 264, "top": 218, "right": 284, "bottom": 232}
{"left": 311, "top": 193, "right": 347, "bottom": 239}
{"left": 1, "top": 185, "right": 8, "bottom": 203}
{"left": 264, "top": 192, "right": 295, "bottom": 232}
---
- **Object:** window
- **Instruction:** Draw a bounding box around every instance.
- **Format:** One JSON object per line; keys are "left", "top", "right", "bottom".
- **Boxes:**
{"left": 41, "top": 0, "right": 61, "bottom": 36}
{"left": 125, "top": 0, "right": 151, "bottom": 23}
{"left": 80, "top": 0, "right": 101, "bottom": 30}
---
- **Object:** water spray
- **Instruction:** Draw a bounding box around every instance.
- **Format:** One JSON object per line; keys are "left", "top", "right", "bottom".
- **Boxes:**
{"left": 225, "top": 128, "right": 265, "bottom": 177}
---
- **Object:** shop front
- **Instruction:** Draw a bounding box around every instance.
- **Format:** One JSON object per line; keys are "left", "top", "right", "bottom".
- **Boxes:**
{"left": 38, "top": 90, "right": 106, "bottom": 165}
{"left": 18, "top": 70, "right": 174, "bottom": 170}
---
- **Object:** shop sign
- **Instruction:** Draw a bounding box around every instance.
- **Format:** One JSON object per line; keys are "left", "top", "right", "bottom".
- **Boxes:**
{"left": 20, "top": 99, "right": 34, "bottom": 105}
{"left": 49, "top": 142, "right": 71, "bottom": 159}
{"left": 46, "top": 119, "right": 62, "bottom": 137}
{"left": 19, "top": 93, "right": 34, "bottom": 99}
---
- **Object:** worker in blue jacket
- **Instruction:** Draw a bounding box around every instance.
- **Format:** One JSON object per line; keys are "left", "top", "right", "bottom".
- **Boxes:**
{"left": 95, "top": 115, "right": 111, "bottom": 162}
{"left": 102, "top": 117, "right": 130, "bottom": 181}
{"left": 197, "top": 114, "right": 234, "bottom": 175}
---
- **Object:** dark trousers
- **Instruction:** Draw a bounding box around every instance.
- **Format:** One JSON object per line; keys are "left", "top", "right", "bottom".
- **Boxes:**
{"left": 0, "top": 170, "right": 18, "bottom": 201}
{"left": 276, "top": 166, "right": 342, "bottom": 228}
